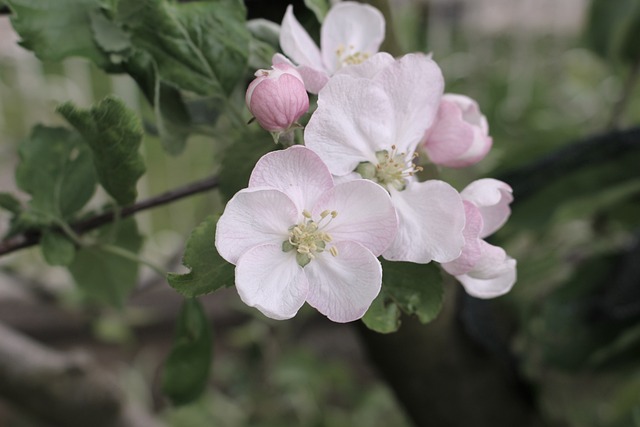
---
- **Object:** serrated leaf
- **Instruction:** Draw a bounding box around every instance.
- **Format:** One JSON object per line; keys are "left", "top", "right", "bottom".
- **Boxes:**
{"left": 168, "top": 216, "right": 234, "bottom": 298}
{"left": 382, "top": 260, "right": 444, "bottom": 324}
{"left": 0, "top": 193, "right": 22, "bottom": 215}
{"left": 116, "top": 0, "right": 250, "bottom": 97}
{"left": 304, "top": 0, "right": 330, "bottom": 23}
{"left": 219, "top": 130, "right": 276, "bottom": 200}
{"left": 162, "top": 298, "right": 212, "bottom": 405}
{"left": 16, "top": 125, "right": 97, "bottom": 224}
{"left": 7, "top": 0, "right": 112, "bottom": 67}
{"left": 89, "top": 8, "right": 131, "bottom": 54}
{"left": 41, "top": 230, "right": 76, "bottom": 266}
{"left": 68, "top": 218, "right": 143, "bottom": 306}
{"left": 58, "top": 96, "right": 146, "bottom": 206}
{"left": 362, "top": 290, "right": 401, "bottom": 334}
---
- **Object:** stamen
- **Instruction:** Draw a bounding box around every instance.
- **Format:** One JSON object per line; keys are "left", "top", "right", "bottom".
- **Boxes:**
{"left": 283, "top": 210, "right": 340, "bottom": 266}
{"left": 330, "top": 246, "right": 338, "bottom": 257}
{"left": 355, "top": 147, "right": 423, "bottom": 191}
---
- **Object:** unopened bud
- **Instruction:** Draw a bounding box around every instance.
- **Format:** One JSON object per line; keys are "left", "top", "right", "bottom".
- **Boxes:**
{"left": 246, "top": 63, "right": 310, "bottom": 134}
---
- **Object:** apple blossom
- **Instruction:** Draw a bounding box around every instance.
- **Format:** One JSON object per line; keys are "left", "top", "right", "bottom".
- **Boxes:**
{"left": 274, "top": 1, "right": 385, "bottom": 93}
{"left": 442, "top": 179, "right": 516, "bottom": 298}
{"left": 422, "top": 94, "right": 493, "bottom": 168}
{"left": 305, "top": 52, "right": 466, "bottom": 264}
{"left": 246, "top": 63, "right": 309, "bottom": 134}
{"left": 215, "top": 146, "right": 398, "bottom": 322}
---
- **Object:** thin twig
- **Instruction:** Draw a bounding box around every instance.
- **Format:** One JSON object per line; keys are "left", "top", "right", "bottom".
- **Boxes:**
{"left": 0, "top": 174, "right": 219, "bottom": 257}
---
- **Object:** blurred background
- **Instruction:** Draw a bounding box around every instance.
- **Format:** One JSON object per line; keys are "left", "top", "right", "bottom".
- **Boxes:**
{"left": 0, "top": 0, "right": 639, "bottom": 426}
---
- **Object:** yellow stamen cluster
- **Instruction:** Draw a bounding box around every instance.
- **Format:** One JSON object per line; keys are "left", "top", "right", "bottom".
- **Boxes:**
{"left": 336, "top": 44, "right": 370, "bottom": 68}
{"left": 355, "top": 145, "right": 423, "bottom": 191}
{"left": 283, "top": 209, "right": 339, "bottom": 267}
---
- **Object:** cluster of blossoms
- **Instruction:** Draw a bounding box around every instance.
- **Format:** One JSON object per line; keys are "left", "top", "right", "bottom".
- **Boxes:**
{"left": 220, "top": 1, "right": 517, "bottom": 323}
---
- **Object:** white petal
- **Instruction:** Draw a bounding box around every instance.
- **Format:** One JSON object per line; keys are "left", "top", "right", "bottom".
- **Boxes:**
{"left": 215, "top": 188, "right": 297, "bottom": 264}
{"left": 236, "top": 244, "right": 308, "bottom": 320}
{"left": 383, "top": 180, "right": 465, "bottom": 263}
{"left": 305, "top": 241, "right": 382, "bottom": 322}
{"left": 297, "top": 65, "right": 330, "bottom": 94}
{"left": 441, "top": 201, "right": 484, "bottom": 276}
{"left": 312, "top": 179, "right": 398, "bottom": 256}
{"left": 249, "top": 146, "right": 334, "bottom": 212}
{"left": 305, "top": 74, "right": 395, "bottom": 175}
{"left": 376, "top": 53, "right": 444, "bottom": 154}
{"left": 321, "top": 1, "right": 386, "bottom": 73}
{"left": 455, "top": 241, "right": 518, "bottom": 298}
{"left": 334, "top": 52, "right": 395, "bottom": 79}
{"left": 461, "top": 178, "right": 513, "bottom": 238}
{"left": 280, "top": 5, "right": 324, "bottom": 70}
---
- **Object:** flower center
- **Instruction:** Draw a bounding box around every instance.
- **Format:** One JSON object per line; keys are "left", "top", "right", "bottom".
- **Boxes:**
{"left": 355, "top": 145, "right": 423, "bottom": 191}
{"left": 335, "top": 44, "right": 370, "bottom": 68}
{"left": 283, "top": 209, "right": 339, "bottom": 267}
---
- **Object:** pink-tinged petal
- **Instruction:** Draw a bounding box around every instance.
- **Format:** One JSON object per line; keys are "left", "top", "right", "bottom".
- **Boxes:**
{"left": 305, "top": 74, "right": 395, "bottom": 175}
{"left": 320, "top": 1, "right": 385, "bottom": 73}
{"left": 334, "top": 52, "right": 395, "bottom": 79}
{"left": 249, "top": 146, "right": 334, "bottom": 212}
{"left": 383, "top": 180, "right": 465, "bottom": 264}
{"left": 297, "top": 65, "right": 330, "bottom": 94}
{"left": 215, "top": 188, "right": 297, "bottom": 264}
{"left": 457, "top": 251, "right": 516, "bottom": 299}
{"left": 461, "top": 179, "right": 513, "bottom": 238}
{"left": 235, "top": 244, "right": 308, "bottom": 320}
{"left": 376, "top": 53, "right": 444, "bottom": 154}
{"left": 312, "top": 179, "right": 398, "bottom": 256}
{"left": 305, "top": 241, "right": 382, "bottom": 322}
{"left": 280, "top": 5, "right": 324, "bottom": 70}
{"left": 247, "top": 72, "right": 309, "bottom": 132}
{"left": 441, "top": 201, "right": 484, "bottom": 276}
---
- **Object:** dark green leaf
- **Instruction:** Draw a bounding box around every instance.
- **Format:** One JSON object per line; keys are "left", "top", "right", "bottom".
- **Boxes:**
{"left": 7, "top": 0, "right": 112, "bottom": 67}
{"left": 304, "top": 0, "right": 329, "bottom": 23}
{"left": 16, "top": 125, "right": 97, "bottom": 224}
{"left": 89, "top": 8, "right": 131, "bottom": 55}
{"left": 585, "top": 0, "right": 640, "bottom": 63}
{"left": 0, "top": 193, "right": 22, "bottom": 215}
{"left": 168, "top": 216, "right": 234, "bottom": 298}
{"left": 41, "top": 230, "right": 76, "bottom": 266}
{"left": 218, "top": 129, "right": 275, "bottom": 201}
{"left": 381, "top": 260, "right": 444, "bottom": 324}
{"left": 116, "top": 0, "right": 250, "bottom": 97}
{"left": 362, "top": 290, "right": 401, "bottom": 334}
{"left": 68, "top": 218, "right": 143, "bottom": 306}
{"left": 58, "top": 96, "right": 146, "bottom": 206}
{"left": 162, "top": 298, "right": 212, "bottom": 405}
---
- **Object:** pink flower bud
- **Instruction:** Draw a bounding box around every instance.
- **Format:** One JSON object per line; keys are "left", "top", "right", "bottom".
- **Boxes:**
{"left": 246, "top": 63, "right": 309, "bottom": 133}
{"left": 423, "top": 94, "right": 493, "bottom": 168}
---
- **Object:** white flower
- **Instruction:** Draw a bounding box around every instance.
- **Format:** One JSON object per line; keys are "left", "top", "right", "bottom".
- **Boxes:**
{"left": 215, "top": 146, "right": 398, "bottom": 322}
{"left": 305, "top": 52, "right": 466, "bottom": 264}
{"left": 442, "top": 179, "right": 517, "bottom": 298}
{"left": 274, "top": 1, "right": 385, "bottom": 93}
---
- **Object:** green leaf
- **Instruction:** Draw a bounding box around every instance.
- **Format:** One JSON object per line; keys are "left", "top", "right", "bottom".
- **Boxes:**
{"left": 116, "top": 0, "right": 250, "bottom": 97}
{"left": 0, "top": 193, "right": 22, "bottom": 215}
{"left": 6, "top": 0, "right": 112, "bottom": 67}
{"left": 362, "top": 290, "right": 401, "bottom": 334}
{"left": 68, "top": 218, "right": 143, "bottom": 306}
{"left": 16, "top": 125, "right": 97, "bottom": 224}
{"left": 58, "top": 96, "right": 146, "bottom": 206}
{"left": 168, "top": 216, "right": 234, "bottom": 298}
{"left": 41, "top": 230, "right": 76, "bottom": 266}
{"left": 218, "top": 130, "right": 276, "bottom": 201}
{"left": 585, "top": 0, "right": 640, "bottom": 64}
{"left": 382, "top": 260, "right": 444, "bottom": 324}
{"left": 162, "top": 298, "right": 212, "bottom": 405}
{"left": 89, "top": 8, "right": 131, "bottom": 55}
{"left": 304, "top": 0, "right": 330, "bottom": 23}
{"left": 123, "top": 50, "right": 192, "bottom": 155}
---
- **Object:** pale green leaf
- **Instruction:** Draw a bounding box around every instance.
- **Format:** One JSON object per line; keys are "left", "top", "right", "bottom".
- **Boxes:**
{"left": 41, "top": 230, "right": 76, "bottom": 266}
{"left": 68, "top": 218, "right": 143, "bottom": 306}
{"left": 162, "top": 298, "right": 212, "bottom": 405}
{"left": 362, "top": 290, "right": 401, "bottom": 334}
{"left": 304, "top": 0, "right": 330, "bottom": 23}
{"left": 116, "top": 0, "right": 250, "bottom": 97}
{"left": 15, "top": 125, "right": 97, "bottom": 224}
{"left": 58, "top": 96, "right": 146, "bottom": 206}
{"left": 0, "top": 193, "right": 22, "bottom": 215}
{"left": 89, "top": 8, "right": 131, "bottom": 54}
{"left": 167, "top": 216, "right": 235, "bottom": 298}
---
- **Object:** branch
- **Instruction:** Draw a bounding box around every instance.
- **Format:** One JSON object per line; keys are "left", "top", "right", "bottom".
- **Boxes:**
{"left": 0, "top": 6, "right": 9, "bottom": 15}
{"left": 0, "top": 174, "right": 219, "bottom": 257}
{"left": 0, "top": 321, "right": 162, "bottom": 427}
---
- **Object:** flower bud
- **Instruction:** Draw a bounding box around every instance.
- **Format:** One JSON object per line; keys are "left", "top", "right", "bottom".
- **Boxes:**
{"left": 423, "top": 94, "right": 492, "bottom": 168}
{"left": 246, "top": 63, "right": 309, "bottom": 133}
